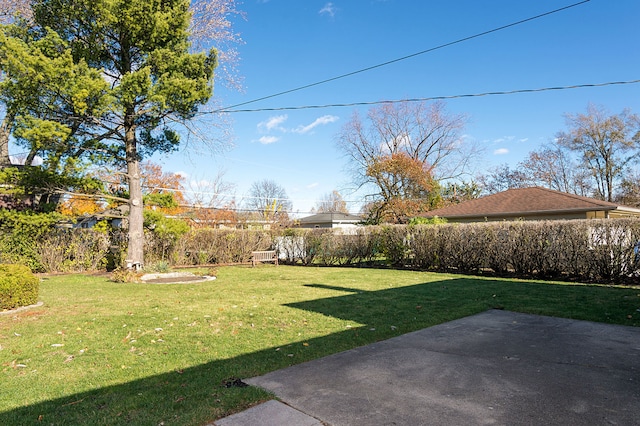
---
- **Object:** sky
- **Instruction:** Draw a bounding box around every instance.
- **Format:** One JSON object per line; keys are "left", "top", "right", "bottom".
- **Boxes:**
{"left": 82, "top": 1, "right": 640, "bottom": 215}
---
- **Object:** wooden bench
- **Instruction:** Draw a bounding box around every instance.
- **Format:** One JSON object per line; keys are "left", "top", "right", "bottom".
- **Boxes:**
{"left": 252, "top": 250, "right": 278, "bottom": 267}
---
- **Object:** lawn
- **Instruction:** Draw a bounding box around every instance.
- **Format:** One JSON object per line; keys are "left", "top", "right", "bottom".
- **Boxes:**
{"left": 1, "top": 266, "right": 639, "bottom": 425}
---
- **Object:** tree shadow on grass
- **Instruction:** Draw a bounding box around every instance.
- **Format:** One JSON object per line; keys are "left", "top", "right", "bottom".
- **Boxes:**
{"left": 1, "top": 277, "right": 635, "bottom": 425}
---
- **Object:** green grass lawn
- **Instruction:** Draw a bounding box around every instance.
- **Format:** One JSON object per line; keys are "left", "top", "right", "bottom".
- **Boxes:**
{"left": 1, "top": 266, "right": 639, "bottom": 425}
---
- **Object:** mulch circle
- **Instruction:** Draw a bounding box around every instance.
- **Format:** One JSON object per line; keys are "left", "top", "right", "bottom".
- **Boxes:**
{"left": 143, "top": 276, "right": 215, "bottom": 284}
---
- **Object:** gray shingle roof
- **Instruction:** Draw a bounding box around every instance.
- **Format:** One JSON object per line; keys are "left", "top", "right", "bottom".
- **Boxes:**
{"left": 298, "top": 212, "right": 362, "bottom": 224}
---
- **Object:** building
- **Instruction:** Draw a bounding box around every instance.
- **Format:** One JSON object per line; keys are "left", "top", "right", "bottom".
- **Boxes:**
{"left": 422, "top": 187, "right": 640, "bottom": 222}
{"left": 296, "top": 212, "right": 363, "bottom": 229}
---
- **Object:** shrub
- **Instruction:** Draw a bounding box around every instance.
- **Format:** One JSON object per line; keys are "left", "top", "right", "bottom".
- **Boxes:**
{"left": 110, "top": 267, "right": 142, "bottom": 283}
{"left": 0, "top": 264, "right": 39, "bottom": 310}
{"left": 0, "top": 210, "right": 62, "bottom": 271}
{"left": 144, "top": 210, "right": 190, "bottom": 263}
{"left": 37, "top": 229, "right": 111, "bottom": 273}
{"left": 145, "top": 260, "right": 170, "bottom": 273}
{"left": 408, "top": 216, "right": 447, "bottom": 225}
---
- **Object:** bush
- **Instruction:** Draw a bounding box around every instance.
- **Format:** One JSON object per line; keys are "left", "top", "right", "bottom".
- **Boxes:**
{"left": 143, "top": 210, "right": 190, "bottom": 264}
{"left": 0, "top": 210, "right": 62, "bottom": 271}
{"left": 0, "top": 264, "right": 39, "bottom": 310}
{"left": 37, "top": 229, "right": 111, "bottom": 273}
{"left": 110, "top": 267, "right": 142, "bottom": 283}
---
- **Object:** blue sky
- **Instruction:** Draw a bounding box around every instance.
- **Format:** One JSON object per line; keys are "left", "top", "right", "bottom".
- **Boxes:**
{"left": 157, "top": 0, "right": 640, "bottom": 215}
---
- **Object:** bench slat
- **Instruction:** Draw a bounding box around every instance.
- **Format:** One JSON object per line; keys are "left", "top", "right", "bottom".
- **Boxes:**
{"left": 252, "top": 250, "right": 278, "bottom": 267}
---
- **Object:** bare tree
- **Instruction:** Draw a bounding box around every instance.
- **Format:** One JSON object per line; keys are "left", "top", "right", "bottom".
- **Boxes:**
{"left": 616, "top": 171, "right": 640, "bottom": 207}
{"left": 315, "top": 190, "right": 349, "bottom": 213}
{"left": 477, "top": 164, "right": 530, "bottom": 194}
{"left": 245, "top": 179, "right": 292, "bottom": 225}
{"left": 519, "top": 142, "right": 592, "bottom": 196}
{"left": 557, "top": 104, "right": 640, "bottom": 202}
{"left": 183, "top": 170, "right": 237, "bottom": 227}
{"left": 0, "top": 0, "right": 31, "bottom": 24}
{"left": 189, "top": 0, "right": 244, "bottom": 90}
{"left": 336, "top": 101, "right": 474, "bottom": 219}
{"left": 440, "top": 180, "right": 481, "bottom": 205}
{"left": 337, "top": 101, "right": 471, "bottom": 182}
{"left": 186, "top": 169, "right": 236, "bottom": 208}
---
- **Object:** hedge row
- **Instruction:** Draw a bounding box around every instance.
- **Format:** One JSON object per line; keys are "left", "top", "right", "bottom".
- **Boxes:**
{"left": 2, "top": 217, "right": 640, "bottom": 284}
{"left": 278, "top": 220, "right": 640, "bottom": 283}
{"left": 414, "top": 220, "right": 640, "bottom": 282}
{"left": 171, "top": 229, "right": 276, "bottom": 266}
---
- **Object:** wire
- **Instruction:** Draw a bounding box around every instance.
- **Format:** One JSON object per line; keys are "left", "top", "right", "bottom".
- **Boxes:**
{"left": 216, "top": 0, "right": 591, "bottom": 113}
{"left": 210, "top": 79, "right": 640, "bottom": 113}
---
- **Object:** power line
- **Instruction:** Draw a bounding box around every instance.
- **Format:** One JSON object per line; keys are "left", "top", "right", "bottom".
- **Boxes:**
{"left": 216, "top": 0, "right": 591, "bottom": 113}
{"left": 211, "top": 79, "right": 640, "bottom": 113}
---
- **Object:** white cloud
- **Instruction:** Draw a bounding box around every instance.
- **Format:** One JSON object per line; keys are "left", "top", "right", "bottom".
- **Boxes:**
{"left": 319, "top": 2, "right": 337, "bottom": 17}
{"left": 518, "top": 138, "right": 529, "bottom": 143}
{"left": 258, "top": 115, "right": 288, "bottom": 132}
{"left": 306, "top": 182, "right": 319, "bottom": 189}
{"left": 494, "top": 148, "right": 509, "bottom": 155}
{"left": 492, "top": 136, "right": 515, "bottom": 144}
{"left": 258, "top": 136, "right": 279, "bottom": 145}
{"left": 293, "top": 115, "right": 339, "bottom": 134}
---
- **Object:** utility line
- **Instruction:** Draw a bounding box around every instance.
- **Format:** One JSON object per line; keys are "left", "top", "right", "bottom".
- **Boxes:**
{"left": 216, "top": 0, "right": 591, "bottom": 113}
{"left": 213, "top": 79, "right": 640, "bottom": 113}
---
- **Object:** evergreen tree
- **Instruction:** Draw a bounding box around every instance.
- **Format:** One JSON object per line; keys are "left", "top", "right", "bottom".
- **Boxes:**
{"left": 1, "top": 0, "right": 217, "bottom": 267}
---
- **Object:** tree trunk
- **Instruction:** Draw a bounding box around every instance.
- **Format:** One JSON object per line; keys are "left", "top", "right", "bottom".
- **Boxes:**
{"left": 125, "top": 114, "right": 144, "bottom": 270}
{"left": 0, "top": 115, "right": 12, "bottom": 167}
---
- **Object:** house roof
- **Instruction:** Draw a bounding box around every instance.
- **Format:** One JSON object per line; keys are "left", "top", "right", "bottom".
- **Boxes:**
{"left": 424, "top": 187, "right": 640, "bottom": 219}
{"left": 298, "top": 212, "right": 363, "bottom": 224}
